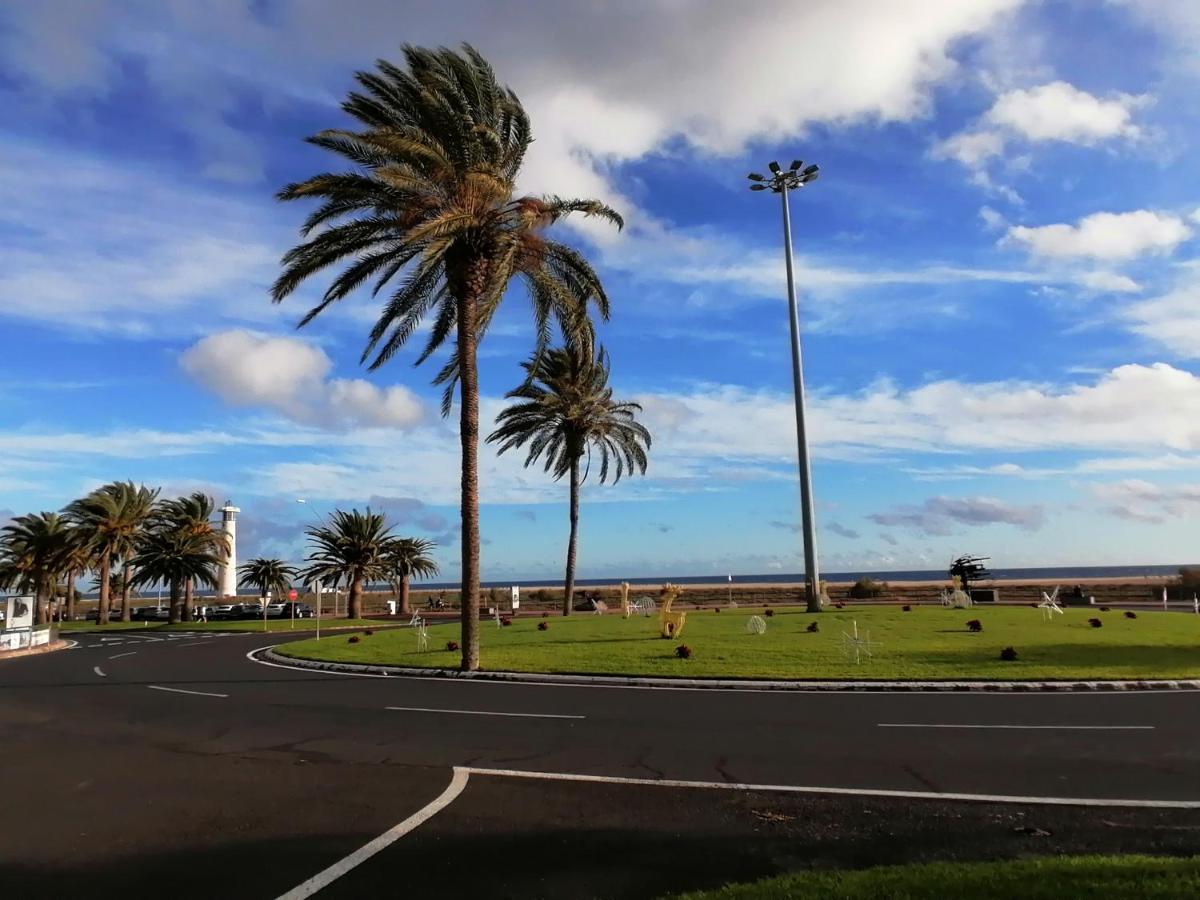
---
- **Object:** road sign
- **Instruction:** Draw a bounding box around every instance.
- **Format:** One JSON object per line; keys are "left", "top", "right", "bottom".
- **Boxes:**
{"left": 288, "top": 589, "right": 298, "bottom": 601}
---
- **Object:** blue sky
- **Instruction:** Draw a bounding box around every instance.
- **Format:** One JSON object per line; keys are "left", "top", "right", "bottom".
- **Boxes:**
{"left": 3, "top": 0, "right": 1200, "bottom": 581}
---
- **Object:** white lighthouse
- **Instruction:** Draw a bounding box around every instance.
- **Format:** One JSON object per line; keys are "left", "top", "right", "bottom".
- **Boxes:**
{"left": 217, "top": 501, "right": 240, "bottom": 598}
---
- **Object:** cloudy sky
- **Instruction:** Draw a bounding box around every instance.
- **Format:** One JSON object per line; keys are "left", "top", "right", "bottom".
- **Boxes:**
{"left": 3, "top": 0, "right": 1200, "bottom": 581}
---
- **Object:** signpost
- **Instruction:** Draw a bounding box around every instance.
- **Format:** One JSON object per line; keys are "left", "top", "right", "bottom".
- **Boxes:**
{"left": 289, "top": 588, "right": 298, "bottom": 629}
{"left": 510, "top": 585, "right": 520, "bottom": 612}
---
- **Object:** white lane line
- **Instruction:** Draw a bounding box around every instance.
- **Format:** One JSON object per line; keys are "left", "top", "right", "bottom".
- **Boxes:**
{"left": 108, "top": 651, "right": 137, "bottom": 660}
{"left": 275, "top": 767, "right": 470, "bottom": 900}
{"left": 92, "top": 666, "right": 106, "bottom": 677}
{"left": 878, "top": 723, "right": 1154, "bottom": 731}
{"left": 176, "top": 641, "right": 212, "bottom": 648}
{"left": 462, "top": 766, "right": 1200, "bottom": 809}
{"left": 147, "top": 685, "right": 228, "bottom": 699}
{"left": 385, "top": 705, "right": 584, "bottom": 720}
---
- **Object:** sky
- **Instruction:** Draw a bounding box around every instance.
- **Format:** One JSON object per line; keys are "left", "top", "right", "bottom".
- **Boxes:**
{"left": 2, "top": 0, "right": 1200, "bottom": 582}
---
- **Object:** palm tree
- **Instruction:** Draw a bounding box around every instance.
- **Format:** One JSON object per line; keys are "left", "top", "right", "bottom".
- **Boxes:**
{"left": 239, "top": 558, "right": 299, "bottom": 606}
{"left": 129, "top": 531, "right": 223, "bottom": 625}
{"left": 488, "top": 341, "right": 650, "bottom": 615}
{"left": 155, "top": 493, "right": 224, "bottom": 622}
{"left": 114, "top": 483, "right": 159, "bottom": 622}
{"left": 0, "top": 512, "right": 70, "bottom": 625}
{"left": 272, "top": 44, "right": 621, "bottom": 671}
{"left": 57, "top": 526, "right": 90, "bottom": 622}
{"left": 65, "top": 482, "right": 156, "bottom": 627}
{"left": 303, "top": 509, "right": 393, "bottom": 620}
{"left": 382, "top": 537, "right": 440, "bottom": 617}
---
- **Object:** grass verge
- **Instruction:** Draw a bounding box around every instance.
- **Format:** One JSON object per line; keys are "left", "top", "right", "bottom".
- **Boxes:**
{"left": 666, "top": 854, "right": 1200, "bottom": 899}
{"left": 273, "top": 605, "right": 1200, "bottom": 681}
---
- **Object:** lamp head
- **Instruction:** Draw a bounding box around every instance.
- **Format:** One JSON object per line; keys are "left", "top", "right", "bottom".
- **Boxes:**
{"left": 767, "top": 161, "right": 781, "bottom": 174}
{"left": 747, "top": 172, "right": 765, "bottom": 182}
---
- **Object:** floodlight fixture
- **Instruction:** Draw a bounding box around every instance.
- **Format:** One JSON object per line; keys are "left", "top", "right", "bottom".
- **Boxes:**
{"left": 749, "top": 184, "right": 768, "bottom": 191}
{"left": 768, "top": 160, "right": 781, "bottom": 173}
{"left": 790, "top": 159, "right": 803, "bottom": 172}
{"left": 747, "top": 172, "right": 765, "bottom": 182}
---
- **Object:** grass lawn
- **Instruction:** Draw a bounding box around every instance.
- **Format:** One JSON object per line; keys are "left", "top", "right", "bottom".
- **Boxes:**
{"left": 665, "top": 854, "right": 1200, "bottom": 899}
{"left": 59, "top": 618, "right": 382, "bottom": 635}
{"left": 274, "top": 605, "right": 1200, "bottom": 681}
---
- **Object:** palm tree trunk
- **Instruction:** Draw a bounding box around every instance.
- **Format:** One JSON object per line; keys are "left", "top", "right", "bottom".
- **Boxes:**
{"left": 183, "top": 578, "right": 194, "bottom": 623}
{"left": 121, "top": 561, "right": 133, "bottom": 622}
{"left": 65, "top": 567, "right": 76, "bottom": 622}
{"left": 457, "top": 276, "right": 482, "bottom": 672}
{"left": 35, "top": 581, "right": 48, "bottom": 626}
{"left": 97, "top": 551, "right": 111, "bottom": 627}
{"left": 400, "top": 575, "right": 411, "bottom": 617}
{"left": 563, "top": 456, "right": 581, "bottom": 616}
{"left": 168, "top": 579, "right": 182, "bottom": 624}
{"left": 349, "top": 575, "right": 363, "bottom": 619}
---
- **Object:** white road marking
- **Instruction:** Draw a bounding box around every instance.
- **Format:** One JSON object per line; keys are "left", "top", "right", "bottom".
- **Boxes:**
{"left": 176, "top": 641, "right": 212, "bottom": 648}
{"left": 107, "top": 651, "right": 137, "bottom": 660}
{"left": 275, "top": 767, "right": 470, "bottom": 900}
{"left": 147, "top": 685, "right": 228, "bottom": 699}
{"left": 92, "top": 666, "right": 106, "bottom": 677}
{"left": 385, "top": 705, "right": 584, "bottom": 720}
{"left": 462, "top": 766, "right": 1200, "bottom": 809}
{"left": 878, "top": 723, "right": 1154, "bottom": 731}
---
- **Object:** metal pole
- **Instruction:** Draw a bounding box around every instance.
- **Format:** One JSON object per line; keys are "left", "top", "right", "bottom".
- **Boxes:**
{"left": 779, "top": 186, "right": 822, "bottom": 612}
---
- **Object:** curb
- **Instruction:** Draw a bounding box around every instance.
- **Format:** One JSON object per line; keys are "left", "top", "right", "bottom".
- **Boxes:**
{"left": 256, "top": 648, "right": 1200, "bottom": 692}
{"left": 0, "top": 639, "right": 73, "bottom": 661}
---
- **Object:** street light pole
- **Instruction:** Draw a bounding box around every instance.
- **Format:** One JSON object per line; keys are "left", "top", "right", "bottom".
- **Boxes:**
{"left": 749, "top": 159, "right": 823, "bottom": 613}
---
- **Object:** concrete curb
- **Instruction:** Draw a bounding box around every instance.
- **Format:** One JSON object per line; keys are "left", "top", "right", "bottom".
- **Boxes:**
{"left": 256, "top": 648, "right": 1200, "bottom": 692}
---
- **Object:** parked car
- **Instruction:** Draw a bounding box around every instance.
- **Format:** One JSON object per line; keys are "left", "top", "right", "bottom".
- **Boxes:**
{"left": 273, "top": 602, "right": 314, "bottom": 619}
{"left": 238, "top": 603, "right": 266, "bottom": 620}
{"left": 209, "top": 603, "right": 239, "bottom": 620}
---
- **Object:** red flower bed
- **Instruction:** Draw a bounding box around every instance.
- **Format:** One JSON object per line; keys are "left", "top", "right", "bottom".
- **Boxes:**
{"left": 675, "top": 644, "right": 692, "bottom": 659}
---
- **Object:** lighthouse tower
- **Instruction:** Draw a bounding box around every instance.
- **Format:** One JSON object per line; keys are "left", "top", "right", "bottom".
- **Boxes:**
{"left": 217, "top": 501, "right": 240, "bottom": 598}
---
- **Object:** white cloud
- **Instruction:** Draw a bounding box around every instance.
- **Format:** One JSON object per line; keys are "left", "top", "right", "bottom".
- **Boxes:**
{"left": 1076, "top": 270, "right": 1141, "bottom": 293}
{"left": 1122, "top": 270, "right": 1200, "bottom": 356}
{"left": 985, "top": 81, "right": 1144, "bottom": 143}
{"left": 1089, "top": 479, "right": 1200, "bottom": 523}
{"left": 1005, "top": 210, "right": 1192, "bottom": 260}
{"left": 933, "top": 129, "right": 1006, "bottom": 168}
{"left": 180, "top": 330, "right": 424, "bottom": 430}
{"left": 869, "top": 496, "right": 1045, "bottom": 535}
{"left": 979, "top": 205, "right": 1007, "bottom": 231}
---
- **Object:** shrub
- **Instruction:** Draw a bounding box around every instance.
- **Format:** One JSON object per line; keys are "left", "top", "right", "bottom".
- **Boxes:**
{"left": 1000, "top": 646, "right": 1018, "bottom": 661}
{"left": 714, "top": 607, "right": 721, "bottom": 613}
{"left": 541, "top": 611, "right": 549, "bottom": 618}
{"left": 1089, "top": 618, "right": 1103, "bottom": 628}
{"left": 834, "top": 601, "right": 846, "bottom": 609}
{"left": 364, "top": 629, "right": 374, "bottom": 636}
{"left": 1179, "top": 567, "right": 1200, "bottom": 587}
{"left": 446, "top": 640, "right": 459, "bottom": 652}
{"left": 848, "top": 576, "right": 887, "bottom": 599}
{"left": 537, "top": 621, "right": 548, "bottom": 631}
{"left": 1125, "top": 611, "right": 1138, "bottom": 619}
{"left": 966, "top": 619, "right": 983, "bottom": 632}
{"left": 764, "top": 608, "right": 775, "bottom": 617}
{"left": 1099, "top": 606, "right": 1110, "bottom": 612}
{"left": 348, "top": 635, "right": 360, "bottom": 643}
{"left": 806, "top": 621, "right": 819, "bottom": 633}
{"left": 902, "top": 605, "right": 912, "bottom": 612}
{"left": 500, "top": 616, "right": 512, "bottom": 627}
{"left": 675, "top": 644, "right": 692, "bottom": 659}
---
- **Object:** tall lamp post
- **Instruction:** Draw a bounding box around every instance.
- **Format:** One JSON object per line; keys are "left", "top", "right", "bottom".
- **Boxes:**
{"left": 749, "top": 159, "right": 823, "bottom": 613}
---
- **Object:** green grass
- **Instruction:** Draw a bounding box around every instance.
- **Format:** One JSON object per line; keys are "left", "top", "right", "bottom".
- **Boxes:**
{"left": 274, "top": 605, "right": 1200, "bottom": 681}
{"left": 666, "top": 855, "right": 1200, "bottom": 899}
{"left": 59, "top": 618, "right": 381, "bottom": 634}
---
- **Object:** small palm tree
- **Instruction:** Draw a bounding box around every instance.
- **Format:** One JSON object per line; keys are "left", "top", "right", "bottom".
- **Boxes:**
{"left": 0, "top": 512, "right": 71, "bottom": 624}
{"left": 272, "top": 44, "right": 621, "bottom": 670}
{"left": 382, "top": 537, "right": 440, "bottom": 617}
{"left": 129, "top": 531, "right": 223, "bottom": 624}
{"left": 155, "top": 493, "right": 225, "bottom": 621}
{"left": 489, "top": 341, "right": 650, "bottom": 615}
{"left": 239, "top": 558, "right": 299, "bottom": 605}
{"left": 304, "top": 509, "right": 394, "bottom": 619}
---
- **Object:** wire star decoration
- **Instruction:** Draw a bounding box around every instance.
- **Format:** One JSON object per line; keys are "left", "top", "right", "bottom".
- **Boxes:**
{"left": 841, "top": 619, "right": 875, "bottom": 664}
{"left": 1038, "top": 586, "right": 1064, "bottom": 621}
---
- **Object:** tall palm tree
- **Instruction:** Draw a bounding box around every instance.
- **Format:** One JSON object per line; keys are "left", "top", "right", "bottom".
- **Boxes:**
{"left": 155, "top": 493, "right": 224, "bottom": 622}
{"left": 272, "top": 44, "right": 621, "bottom": 670}
{"left": 65, "top": 482, "right": 156, "bottom": 627}
{"left": 488, "top": 341, "right": 650, "bottom": 615}
{"left": 0, "top": 512, "right": 70, "bottom": 625}
{"left": 129, "top": 531, "right": 223, "bottom": 625}
{"left": 239, "top": 558, "right": 299, "bottom": 605}
{"left": 114, "top": 483, "right": 159, "bottom": 622}
{"left": 303, "top": 509, "right": 393, "bottom": 620}
{"left": 57, "top": 526, "right": 90, "bottom": 622}
{"left": 382, "top": 537, "right": 440, "bottom": 617}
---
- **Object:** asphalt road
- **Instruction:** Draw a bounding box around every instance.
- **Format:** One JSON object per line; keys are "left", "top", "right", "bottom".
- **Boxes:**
{"left": 2, "top": 630, "right": 1199, "bottom": 898}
